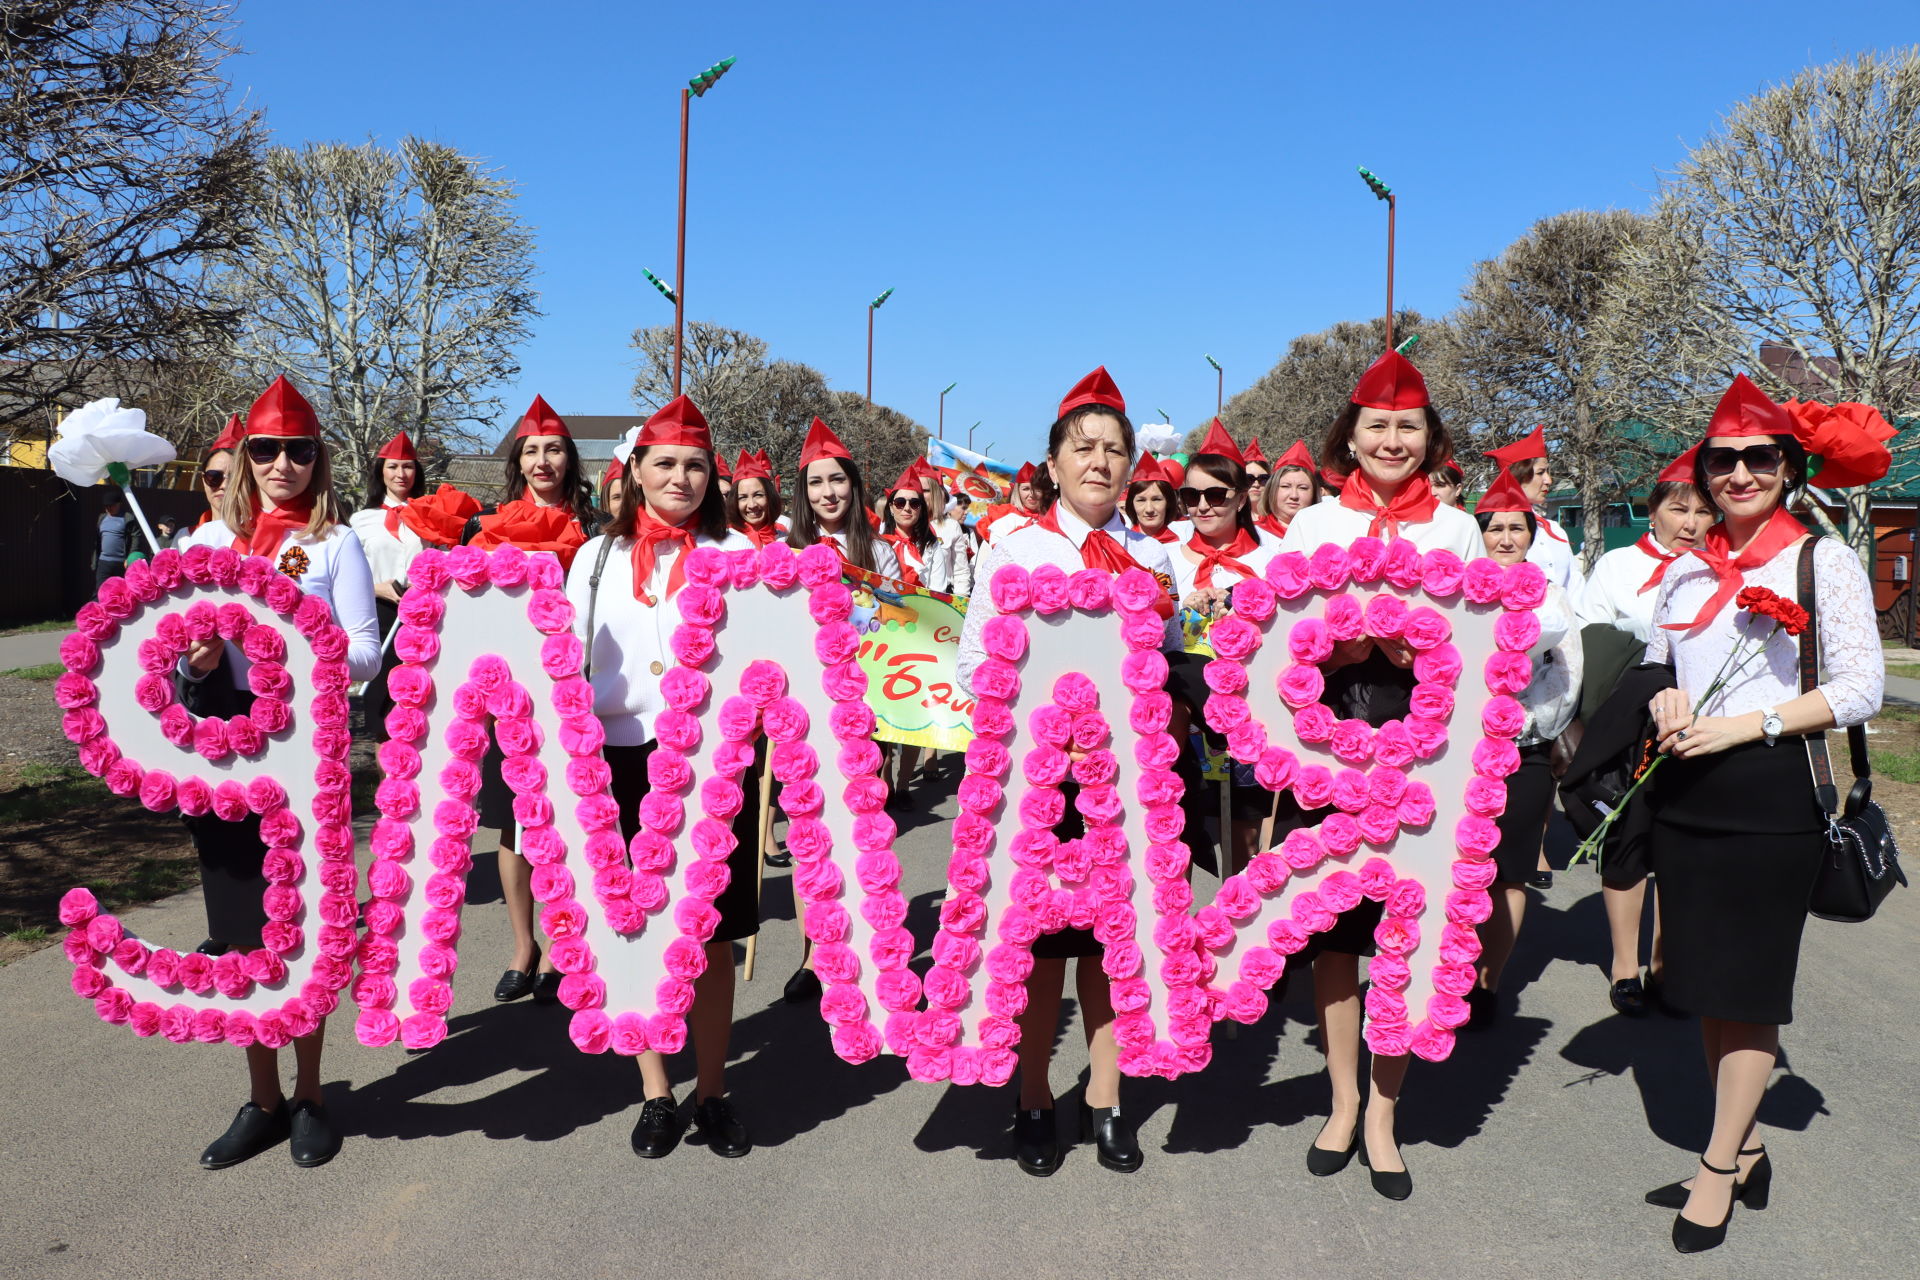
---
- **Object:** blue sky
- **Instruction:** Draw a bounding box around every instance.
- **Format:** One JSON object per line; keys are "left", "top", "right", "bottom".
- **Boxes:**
{"left": 233, "top": 1, "right": 1913, "bottom": 462}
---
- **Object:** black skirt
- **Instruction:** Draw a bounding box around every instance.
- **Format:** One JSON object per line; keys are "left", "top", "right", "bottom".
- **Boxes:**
{"left": 1493, "top": 742, "right": 1557, "bottom": 883}
{"left": 176, "top": 676, "right": 266, "bottom": 950}
{"left": 605, "top": 742, "right": 760, "bottom": 944}
{"left": 364, "top": 596, "right": 401, "bottom": 742}
{"left": 1649, "top": 739, "right": 1824, "bottom": 1024}
{"left": 1032, "top": 779, "right": 1100, "bottom": 959}
{"left": 476, "top": 738, "right": 516, "bottom": 841}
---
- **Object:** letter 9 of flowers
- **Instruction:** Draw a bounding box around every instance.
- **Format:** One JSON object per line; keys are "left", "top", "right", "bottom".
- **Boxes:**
{"left": 53, "top": 535, "right": 1541, "bottom": 1077}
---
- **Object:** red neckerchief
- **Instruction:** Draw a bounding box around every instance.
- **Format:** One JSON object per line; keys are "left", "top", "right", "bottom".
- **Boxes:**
{"left": 628, "top": 507, "right": 695, "bottom": 605}
{"left": 1661, "top": 507, "right": 1808, "bottom": 633}
{"left": 235, "top": 496, "right": 315, "bottom": 559}
{"left": 1147, "top": 525, "right": 1179, "bottom": 544}
{"left": 1634, "top": 532, "right": 1683, "bottom": 594}
{"left": 1186, "top": 526, "right": 1260, "bottom": 588}
{"left": 1535, "top": 507, "right": 1570, "bottom": 542}
{"left": 194, "top": 509, "right": 212, "bottom": 530}
{"left": 883, "top": 533, "right": 923, "bottom": 588}
{"left": 1337, "top": 470, "right": 1438, "bottom": 539}
{"left": 1255, "top": 513, "right": 1287, "bottom": 539}
{"left": 1034, "top": 502, "right": 1136, "bottom": 575}
{"left": 383, "top": 498, "right": 404, "bottom": 537}
{"left": 738, "top": 520, "right": 782, "bottom": 549}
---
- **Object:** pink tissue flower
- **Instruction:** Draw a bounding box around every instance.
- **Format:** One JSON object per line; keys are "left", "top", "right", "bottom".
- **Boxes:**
{"left": 1293, "top": 703, "right": 1337, "bottom": 743}
{"left": 1501, "top": 560, "right": 1548, "bottom": 609}
{"left": 1324, "top": 592, "right": 1364, "bottom": 642}
{"left": 1481, "top": 694, "right": 1528, "bottom": 739}
{"left": 981, "top": 614, "right": 1029, "bottom": 662}
{"left": 1308, "top": 544, "right": 1352, "bottom": 591}
{"left": 1029, "top": 564, "right": 1070, "bottom": 613}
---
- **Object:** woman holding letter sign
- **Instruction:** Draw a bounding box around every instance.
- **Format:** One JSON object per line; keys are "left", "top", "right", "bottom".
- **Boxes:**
{"left": 957, "top": 366, "right": 1180, "bottom": 1177}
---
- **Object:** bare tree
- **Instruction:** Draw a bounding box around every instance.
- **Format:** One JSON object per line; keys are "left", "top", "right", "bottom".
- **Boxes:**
{"left": 221, "top": 137, "right": 540, "bottom": 501}
{"left": 0, "top": 0, "right": 262, "bottom": 435}
{"left": 1654, "top": 47, "right": 1920, "bottom": 562}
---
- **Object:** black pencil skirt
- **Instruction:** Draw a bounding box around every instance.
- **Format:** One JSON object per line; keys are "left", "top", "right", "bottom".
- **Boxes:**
{"left": 605, "top": 742, "right": 760, "bottom": 944}
{"left": 1493, "top": 742, "right": 1557, "bottom": 883}
{"left": 1649, "top": 739, "right": 1825, "bottom": 1024}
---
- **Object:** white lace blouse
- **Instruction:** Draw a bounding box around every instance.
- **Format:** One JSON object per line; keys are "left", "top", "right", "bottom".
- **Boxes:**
{"left": 1645, "top": 535, "right": 1882, "bottom": 728}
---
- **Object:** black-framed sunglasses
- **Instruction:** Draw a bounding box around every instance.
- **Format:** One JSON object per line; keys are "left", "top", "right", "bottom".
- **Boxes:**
{"left": 1701, "top": 444, "right": 1784, "bottom": 477}
{"left": 1246, "top": 470, "right": 1270, "bottom": 486}
{"left": 1179, "top": 485, "right": 1239, "bottom": 509}
{"left": 200, "top": 468, "right": 227, "bottom": 489}
{"left": 245, "top": 437, "right": 319, "bottom": 467}
{"left": 889, "top": 495, "right": 925, "bottom": 510}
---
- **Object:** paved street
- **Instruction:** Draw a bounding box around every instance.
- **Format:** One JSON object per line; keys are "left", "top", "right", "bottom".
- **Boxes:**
{"left": 3, "top": 777, "right": 1917, "bottom": 1280}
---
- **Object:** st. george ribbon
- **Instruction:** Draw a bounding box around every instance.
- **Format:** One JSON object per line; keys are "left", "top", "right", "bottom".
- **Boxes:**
{"left": 53, "top": 536, "right": 1542, "bottom": 1080}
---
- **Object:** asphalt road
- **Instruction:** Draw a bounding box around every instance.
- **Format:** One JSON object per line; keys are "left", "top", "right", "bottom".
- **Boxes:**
{"left": 4, "top": 779, "right": 1918, "bottom": 1280}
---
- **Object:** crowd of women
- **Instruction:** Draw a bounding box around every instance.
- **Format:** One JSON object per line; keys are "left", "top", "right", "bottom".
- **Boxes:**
{"left": 150, "top": 350, "right": 1887, "bottom": 1256}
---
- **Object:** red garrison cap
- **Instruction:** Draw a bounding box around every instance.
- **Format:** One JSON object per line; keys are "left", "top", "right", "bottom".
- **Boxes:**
{"left": 1473, "top": 468, "right": 1534, "bottom": 515}
{"left": 246, "top": 377, "right": 321, "bottom": 439}
{"left": 1129, "top": 454, "right": 1169, "bottom": 485}
{"left": 1014, "top": 461, "right": 1037, "bottom": 486}
{"left": 1705, "top": 374, "right": 1794, "bottom": 440}
{"left": 376, "top": 431, "right": 417, "bottom": 462}
{"left": 210, "top": 414, "right": 244, "bottom": 452}
{"left": 1242, "top": 437, "right": 1269, "bottom": 466}
{"left": 1484, "top": 424, "right": 1548, "bottom": 467}
{"left": 512, "top": 394, "right": 571, "bottom": 440}
{"left": 1057, "top": 366, "right": 1126, "bottom": 418}
{"left": 1195, "top": 419, "right": 1244, "bottom": 465}
{"left": 1349, "top": 351, "right": 1430, "bottom": 412}
{"left": 798, "top": 417, "right": 852, "bottom": 469}
{"left": 1274, "top": 439, "right": 1318, "bottom": 475}
{"left": 635, "top": 394, "right": 713, "bottom": 452}
{"left": 1656, "top": 445, "right": 1699, "bottom": 484}
{"left": 733, "top": 449, "right": 771, "bottom": 482}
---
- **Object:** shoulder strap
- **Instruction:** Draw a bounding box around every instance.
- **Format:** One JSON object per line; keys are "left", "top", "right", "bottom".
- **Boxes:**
{"left": 581, "top": 535, "right": 618, "bottom": 680}
{"left": 1797, "top": 537, "right": 1871, "bottom": 817}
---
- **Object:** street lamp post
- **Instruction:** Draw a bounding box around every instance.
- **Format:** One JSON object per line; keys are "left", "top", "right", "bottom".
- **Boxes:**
{"left": 866, "top": 287, "right": 894, "bottom": 402}
{"left": 1205, "top": 354, "right": 1223, "bottom": 414}
{"left": 671, "top": 56, "right": 737, "bottom": 397}
{"left": 966, "top": 421, "right": 981, "bottom": 450}
{"left": 1358, "top": 165, "right": 1396, "bottom": 350}
{"left": 938, "top": 381, "right": 957, "bottom": 439}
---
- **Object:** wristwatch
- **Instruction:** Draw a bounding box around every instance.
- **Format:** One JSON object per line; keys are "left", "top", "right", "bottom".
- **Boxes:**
{"left": 1761, "top": 707, "right": 1784, "bottom": 747}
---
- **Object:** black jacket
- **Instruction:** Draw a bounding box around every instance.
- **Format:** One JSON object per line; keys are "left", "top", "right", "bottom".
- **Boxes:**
{"left": 1557, "top": 660, "right": 1675, "bottom": 882}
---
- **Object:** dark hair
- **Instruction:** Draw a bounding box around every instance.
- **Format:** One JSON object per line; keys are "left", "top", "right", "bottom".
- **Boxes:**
{"left": 504, "top": 434, "right": 597, "bottom": 529}
{"left": 609, "top": 445, "right": 729, "bottom": 541}
{"left": 881, "top": 479, "right": 936, "bottom": 555}
{"left": 1473, "top": 509, "right": 1539, "bottom": 540}
{"left": 1319, "top": 402, "right": 1452, "bottom": 480}
{"left": 1042, "top": 406, "right": 1132, "bottom": 515}
{"left": 1693, "top": 435, "right": 1808, "bottom": 512}
{"left": 727, "top": 473, "right": 784, "bottom": 531}
{"left": 787, "top": 456, "right": 882, "bottom": 571}
{"left": 1506, "top": 456, "right": 1541, "bottom": 485}
{"left": 1124, "top": 478, "right": 1182, "bottom": 527}
{"left": 1185, "top": 453, "right": 1257, "bottom": 539}
{"left": 363, "top": 451, "right": 426, "bottom": 509}
{"left": 1647, "top": 479, "right": 1711, "bottom": 512}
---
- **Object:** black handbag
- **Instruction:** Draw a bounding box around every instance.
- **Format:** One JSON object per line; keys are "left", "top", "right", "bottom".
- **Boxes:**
{"left": 1795, "top": 539, "right": 1906, "bottom": 922}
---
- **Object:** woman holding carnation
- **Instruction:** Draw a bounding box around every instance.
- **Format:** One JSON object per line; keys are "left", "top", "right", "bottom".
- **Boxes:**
{"left": 1258, "top": 440, "right": 1323, "bottom": 536}
{"left": 1275, "top": 351, "right": 1480, "bottom": 1200}
{"left": 348, "top": 431, "right": 427, "bottom": 740}
{"left": 564, "top": 394, "right": 761, "bottom": 1159}
{"left": 1466, "top": 471, "right": 1582, "bottom": 1026}
{"left": 460, "top": 396, "right": 595, "bottom": 1005}
{"left": 1124, "top": 454, "right": 1182, "bottom": 543}
{"left": 174, "top": 375, "right": 381, "bottom": 1169}
{"left": 728, "top": 449, "right": 788, "bottom": 548}
{"left": 1639, "top": 375, "right": 1885, "bottom": 1253}
{"left": 956, "top": 366, "right": 1180, "bottom": 1178}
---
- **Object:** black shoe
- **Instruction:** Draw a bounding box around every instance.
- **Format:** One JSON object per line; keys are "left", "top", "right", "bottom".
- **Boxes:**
{"left": 288, "top": 1099, "right": 341, "bottom": 1167}
{"left": 1647, "top": 1147, "right": 1770, "bottom": 1210}
{"left": 783, "top": 967, "right": 822, "bottom": 1005}
{"left": 199, "top": 1100, "right": 290, "bottom": 1169}
{"left": 693, "top": 1095, "right": 752, "bottom": 1158}
{"left": 195, "top": 938, "right": 229, "bottom": 956}
{"left": 1014, "top": 1106, "right": 1061, "bottom": 1177}
{"left": 630, "top": 1096, "right": 685, "bottom": 1159}
{"left": 1464, "top": 986, "right": 1497, "bottom": 1031}
{"left": 1609, "top": 976, "right": 1649, "bottom": 1018}
{"left": 1081, "top": 1102, "right": 1142, "bottom": 1173}
{"left": 530, "top": 971, "right": 563, "bottom": 1005}
{"left": 1528, "top": 870, "right": 1554, "bottom": 890}
{"left": 494, "top": 945, "right": 541, "bottom": 1002}
{"left": 764, "top": 849, "right": 792, "bottom": 868}
{"left": 1672, "top": 1158, "right": 1739, "bottom": 1253}
{"left": 1306, "top": 1116, "right": 1360, "bottom": 1176}
{"left": 1357, "top": 1133, "right": 1412, "bottom": 1201}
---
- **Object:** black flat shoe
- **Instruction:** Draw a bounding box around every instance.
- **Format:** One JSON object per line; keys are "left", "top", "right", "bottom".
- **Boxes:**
{"left": 199, "top": 1100, "right": 290, "bottom": 1169}
{"left": 1528, "top": 870, "right": 1554, "bottom": 890}
{"left": 764, "top": 849, "right": 792, "bottom": 868}
{"left": 195, "top": 938, "right": 229, "bottom": 956}
{"left": 1014, "top": 1106, "right": 1060, "bottom": 1176}
{"left": 1081, "top": 1102, "right": 1142, "bottom": 1173}
{"left": 1672, "top": 1158, "right": 1739, "bottom": 1253}
{"left": 1306, "top": 1117, "right": 1360, "bottom": 1176}
{"left": 693, "top": 1095, "right": 752, "bottom": 1158}
{"left": 1357, "top": 1134, "right": 1412, "bottom": 1201}
{"left": 1609, "top": 976, "right": 1649, "bottom": 1018}
{"left": 494, "top": 945, "right": 541, "bottom": 1002}
{"left": 783, "top": 966, "right": 822, "bottom": 1005}
{"left": 1647, "top": 1147, "right": 1770, "bottom": 1210}
{"left": 530, "top": 971, "right": 563, "bottom": 1005}
{"left": 288, "top": 1099, "right": 341, "bottom": 1167}
{"left": 630, "top": 1096, "right": 685, "bottom": 1159}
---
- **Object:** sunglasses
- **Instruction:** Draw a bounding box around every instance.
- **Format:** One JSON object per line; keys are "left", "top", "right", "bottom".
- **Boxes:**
{"left": 200, "top": 469, "right": 226, "bottom": 489}
{"left": 245, "top": 437, "right": 319, "bottom": 467}
{"left": 1701, "top": 444, "right": 1784, "bottom": 477}
{"left": 1246, "top": 471, "right": 1270, "bottom": 485}
{"left": 890, "top": 496, "right": 924, "bottom": 509}
{"left": 1178, "top": 485, "right": 1239, "bottom": 509}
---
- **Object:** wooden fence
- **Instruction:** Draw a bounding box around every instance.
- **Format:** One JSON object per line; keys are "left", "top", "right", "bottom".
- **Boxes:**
{"left": 0, "top": 469, "right": 206, "bottom": 628}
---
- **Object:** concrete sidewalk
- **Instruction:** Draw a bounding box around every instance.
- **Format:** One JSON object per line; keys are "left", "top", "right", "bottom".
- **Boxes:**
{"left": 2, "top": 788, "right": 1916, "bottom": 1280}
{"left": 0, "top": 628, "right": 64, "bottom": 672}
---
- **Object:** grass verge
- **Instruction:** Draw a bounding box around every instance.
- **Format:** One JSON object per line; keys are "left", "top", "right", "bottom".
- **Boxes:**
{"left": 0, "top": 619, "right": 69, "bottom": 638}
{"left": 0, "top": 662, "right": 62, "bottom": 681}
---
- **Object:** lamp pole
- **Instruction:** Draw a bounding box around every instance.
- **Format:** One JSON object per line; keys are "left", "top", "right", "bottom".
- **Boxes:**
{"left": 967, "top": 421, "right": 981, "bottom": 450}
{"left": 1358, "top": 165, "right": 1396, "bottom": 350}
{"left": 672, "top": 56, "right": 737, "bottom": 397}
{"left": 866, "top": 287, "right": 894, "bottom": 402}
{"left": 937, "top": 381, "right": 957, "bottom": 439}
{"left": 1205, "top": 354, "right": 1223, "bottom": 414}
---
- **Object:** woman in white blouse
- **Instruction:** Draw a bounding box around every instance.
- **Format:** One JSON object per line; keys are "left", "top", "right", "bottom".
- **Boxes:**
{"left": 179, "top": 376, "right": 381, "bottom": 1172}
{"left": 1640, "top": 375, "right": 1886, "bottom": 1254}
{"left": 564, "top": 394, "right": 758, "bottom": 1162}
{"left": 1278, "top": 351, "right": 1476, "bottom": 1202}
{"left": 957, "top": 365, "right": 1178, "bottom": 1179}
{"left": 1466, "top": 472, "right": 1582, "bottom": 1025}
{"left": 785, "top": 418, "right": 901, "bottom": 582}
{"left": 880, "top": 465, "right": 952, "bottom": 593}
{"left": 348, "top": 431, "right": 427, "bottom": 738}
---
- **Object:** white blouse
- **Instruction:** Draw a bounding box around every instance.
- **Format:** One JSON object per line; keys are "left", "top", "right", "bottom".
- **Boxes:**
{"left": 1527, "top": 514, "right": 1579, "bottom": 601}
{"left": 887, "top": 533, "right": 953, "bottom": 594}
{"left": 176, "top": 519, "right": 383, "bottom": 689}
{"left": 566, "top": 529, "right": 754, "bottom": 747}
{"left": 1169, "top": 528, "right": 1282, "bottom": 603}
{"left": 1276, "top": 498, "right": 1484, "bottom": 561}
{"left": 1645, "top": 535, "right": 1882, "bottom": 728}
{"left": 1518, "top": 583, "right": 1582, "bottom": 745}
{"left": 808, "top": 530, "right": 902, "bottom": 583}
{"left": 1576, "top": 538, "right": 1678, "bottom": 645}
{"left": 348, "top": 501, "right": 425, "bottom": 588}
{"left": 932, "top": 519, "right": 973, "bottom": 596}
{"left": 957, "top": 505, "right": 1179, "bottom": 696}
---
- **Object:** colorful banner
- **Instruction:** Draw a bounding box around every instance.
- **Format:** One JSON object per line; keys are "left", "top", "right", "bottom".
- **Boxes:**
{"left": 847, "top": 572, "right": 975, "bottom": 751}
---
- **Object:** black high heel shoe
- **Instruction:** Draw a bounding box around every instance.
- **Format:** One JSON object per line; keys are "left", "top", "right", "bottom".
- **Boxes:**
{"left": 1357, "top": 1130, "right": 1412, "bottom": 1201}
{"left": 1013, "top": 1106, "right": 1060, "bottom": 1177}
{"left": 1306, "top": 1115, "right": 1359, "bottom": 1176}
{"left": 1646, "top": 1146, "right": 1770, "bottom": 1209}
{"left": 1080, "top": 1101, "right": 1142, "bottom": 1173}
{"left": 1672, "top": 1158, "right": 1740, "bottom": 1253}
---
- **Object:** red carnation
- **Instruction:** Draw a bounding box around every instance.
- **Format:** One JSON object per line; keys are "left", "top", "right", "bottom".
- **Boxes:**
{"left": 1737, "top": 586, "right": 1809, "bottom": 636}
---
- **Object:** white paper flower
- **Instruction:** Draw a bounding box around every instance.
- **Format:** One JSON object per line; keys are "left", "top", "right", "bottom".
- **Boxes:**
{"left": 611, "top": 425, "right": 643, "bottom": 465}
{"left": 47, "top": 398, "right": 176, "bottom": 486}
{"left": 1136, "top": 421, "right": 1182, "bottom": 455}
